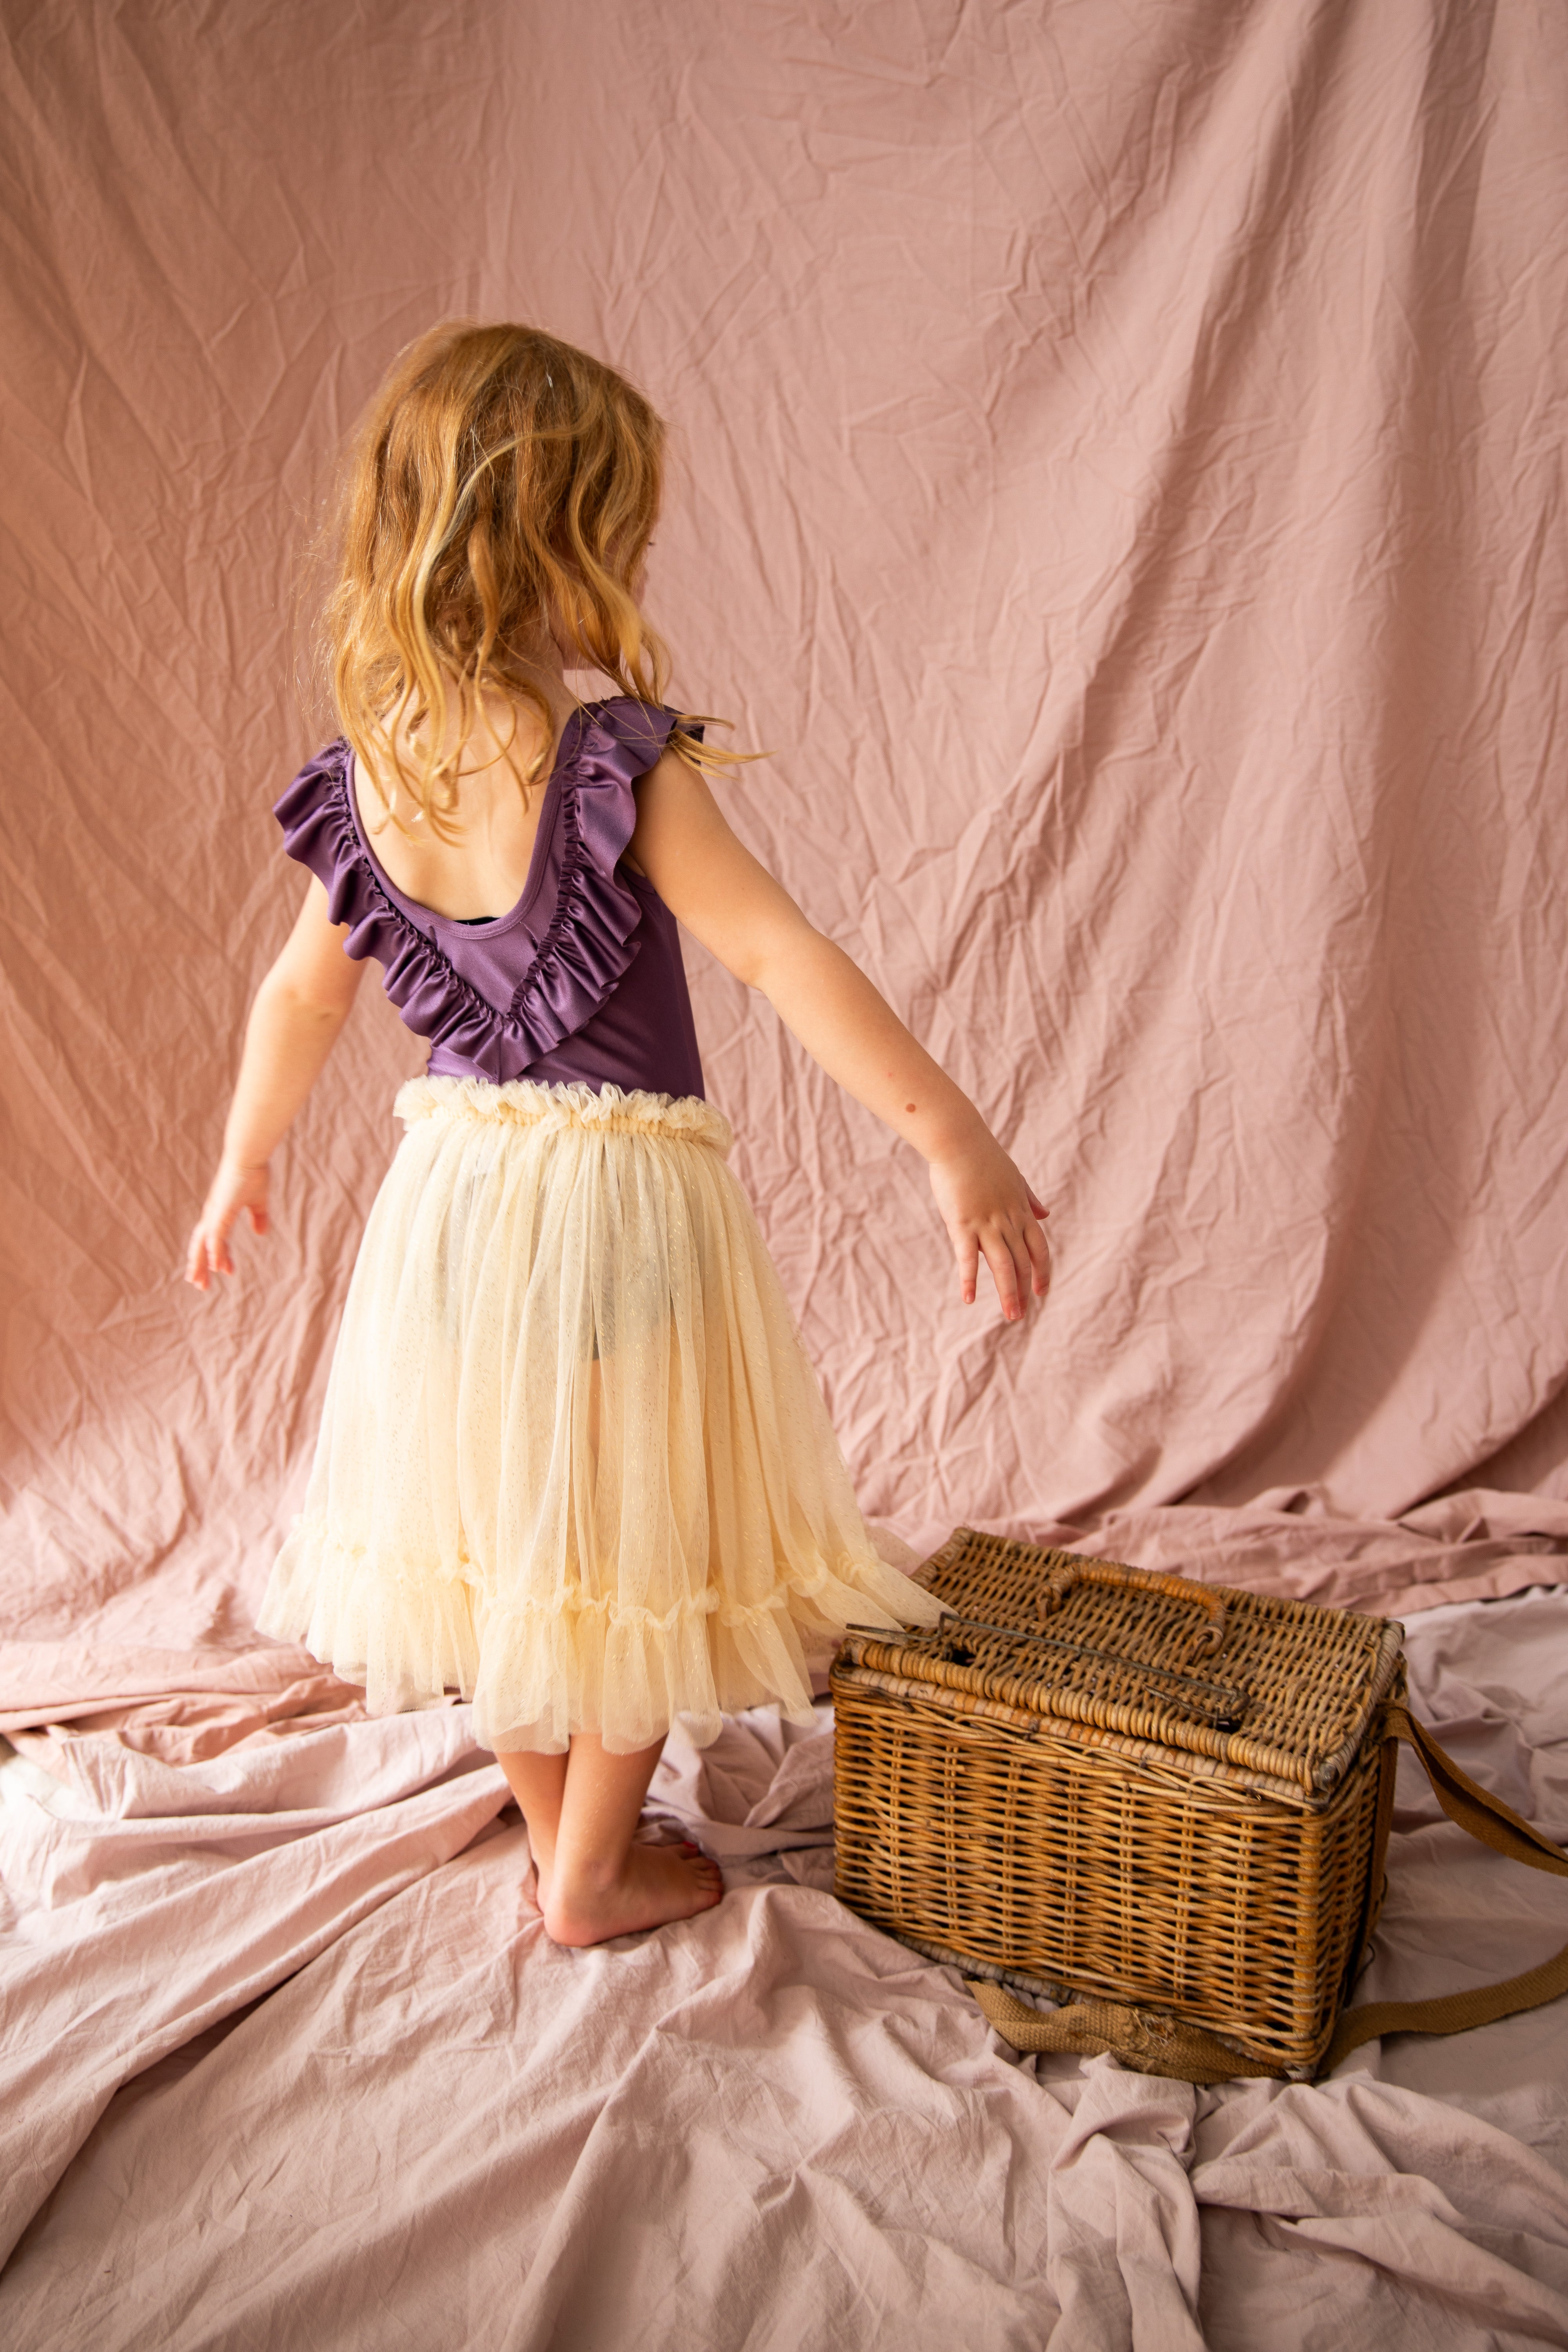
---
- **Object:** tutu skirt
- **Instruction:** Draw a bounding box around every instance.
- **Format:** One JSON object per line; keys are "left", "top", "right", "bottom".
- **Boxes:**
{"left": 258, "top": 1074, "right": 944, "bottom": 1752}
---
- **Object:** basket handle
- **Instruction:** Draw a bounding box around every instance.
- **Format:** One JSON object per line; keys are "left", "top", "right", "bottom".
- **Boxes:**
{"left": 1319, "top": 1704, "right": 1568, "bottom": 2073}
{"left": 1036, "top": 1558, "right": 1227, "bottom": 1656}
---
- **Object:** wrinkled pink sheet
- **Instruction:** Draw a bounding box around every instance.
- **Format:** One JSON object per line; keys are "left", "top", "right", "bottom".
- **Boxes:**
{"left": 3, "top": 1587, "right": 1566, "bottom": 2350}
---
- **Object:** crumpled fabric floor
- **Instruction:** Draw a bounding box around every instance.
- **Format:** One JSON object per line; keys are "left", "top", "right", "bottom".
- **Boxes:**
{"left": 3, "top": 1584, "right": 1566, "bottom": 2351}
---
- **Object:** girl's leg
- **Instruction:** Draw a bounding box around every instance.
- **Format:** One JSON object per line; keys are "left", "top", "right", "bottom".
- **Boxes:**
{"left": 497, "top": 1749, "right": 569, "bottom": 1900}
{"left": 498, "top": 1390, "right": 719, "bottom": 1942}
{"left": 539, "top": 1733, "right": 722, "bottom": 1946}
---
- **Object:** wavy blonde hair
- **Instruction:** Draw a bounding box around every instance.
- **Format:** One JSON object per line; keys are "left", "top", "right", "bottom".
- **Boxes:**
{"left": 324, "top": 319, "right": 729, "bottom": 837}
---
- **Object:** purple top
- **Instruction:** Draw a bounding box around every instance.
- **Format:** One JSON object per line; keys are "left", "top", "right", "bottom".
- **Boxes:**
{"left": 274, "top": 698, "right": 706, "bottom": 1100}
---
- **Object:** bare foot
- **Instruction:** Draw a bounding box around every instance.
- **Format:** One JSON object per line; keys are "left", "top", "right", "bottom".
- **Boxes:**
{"left": 542, "top": 1841, "right": 724, "bottom": 1946}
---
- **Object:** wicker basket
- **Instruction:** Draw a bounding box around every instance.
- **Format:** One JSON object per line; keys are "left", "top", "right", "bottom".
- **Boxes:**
{"left": 831, "top": 1528, "right": 1568, "bottom": 2082}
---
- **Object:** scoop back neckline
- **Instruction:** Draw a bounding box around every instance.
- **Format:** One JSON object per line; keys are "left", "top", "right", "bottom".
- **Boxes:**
{"left": 343, "top": 708, "right": 588, "bottom": 935}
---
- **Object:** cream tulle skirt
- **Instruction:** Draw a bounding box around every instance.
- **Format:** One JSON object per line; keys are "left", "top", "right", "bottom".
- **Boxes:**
{"left": 258, "top": 1074, "right": 944, "bottom": 1753}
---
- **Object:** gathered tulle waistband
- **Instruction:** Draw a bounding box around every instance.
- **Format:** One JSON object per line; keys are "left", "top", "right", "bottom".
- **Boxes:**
{"left": 394, "top": 1073, "right": 733, "bottom": 1155}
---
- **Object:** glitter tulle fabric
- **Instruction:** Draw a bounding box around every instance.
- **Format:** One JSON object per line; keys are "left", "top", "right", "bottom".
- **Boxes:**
{"left": 258, "top": 1074, "right": 945, "bottom": 1751}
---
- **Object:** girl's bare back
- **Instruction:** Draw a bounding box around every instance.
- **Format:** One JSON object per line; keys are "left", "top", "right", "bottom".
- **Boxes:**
{"left": 355, "top": 691, "right": 575, "bottom": 922}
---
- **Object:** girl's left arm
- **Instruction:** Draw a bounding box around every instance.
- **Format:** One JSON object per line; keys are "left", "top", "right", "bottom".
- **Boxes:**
{"left": 628, "top": 750, "right": 1050, "bottom": 1322}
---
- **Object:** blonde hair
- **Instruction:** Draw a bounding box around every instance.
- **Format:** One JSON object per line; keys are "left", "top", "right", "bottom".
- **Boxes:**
{"left": 324, "top": 319, "right": 730, "bottom": 837}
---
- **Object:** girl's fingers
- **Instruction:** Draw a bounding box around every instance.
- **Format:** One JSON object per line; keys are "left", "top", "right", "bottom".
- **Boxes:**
{"left": 1010, "top": 1232, "right": 1036, "bottom": 1316}
{"left": 1024, "top": 1215, "right": 1053, "bottom": 1298}
{"left": 185, "top": 1166, "right": 272, "bottom": 1290}
{"left": 982, "top": 1232, "right": 1023, "bottom": 1321}
{"left": 187, "top": 1221, "right": 233, "bottom": 1285}
{"left": 951, "top": 1201, "right": 1053, "bottom": 1320}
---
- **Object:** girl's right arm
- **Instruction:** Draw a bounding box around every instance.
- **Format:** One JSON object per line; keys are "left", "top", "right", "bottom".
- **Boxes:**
{"left": 628, "top": 751, "right": 1051, "bottom": 1322}
{"left": 185, "top": 879, "right": 364, "bottom": 1290}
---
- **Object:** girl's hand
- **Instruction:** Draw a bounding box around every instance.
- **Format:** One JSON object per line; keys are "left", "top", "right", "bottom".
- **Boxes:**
{"left": 185, "top": 1158, "right": 270, "bottom": 1291}
{"left": 929, "top": 1142, "right": 1051, "bottom": 1323}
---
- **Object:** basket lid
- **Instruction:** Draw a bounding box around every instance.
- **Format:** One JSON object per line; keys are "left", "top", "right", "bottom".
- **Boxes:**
{"left": 842, "top": 1528, "right": 1405, "bottom": 1797}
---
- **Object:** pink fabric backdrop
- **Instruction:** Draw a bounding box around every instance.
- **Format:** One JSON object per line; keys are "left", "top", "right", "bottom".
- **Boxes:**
{"left": 4, "top": 0, "right": 1568, "bottom": 1638}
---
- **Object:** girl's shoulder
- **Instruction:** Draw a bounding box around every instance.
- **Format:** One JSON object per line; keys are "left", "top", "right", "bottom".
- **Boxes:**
{"left": 581, "top": 693, "right": 676, "bottom": 757}
{"left": 272, "top": 697, "right": 689, "bottom": 859}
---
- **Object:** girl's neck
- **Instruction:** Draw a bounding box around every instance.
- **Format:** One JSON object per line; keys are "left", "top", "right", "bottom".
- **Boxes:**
{"left": 391, "top": 649, "right": 577, "bottom": 789}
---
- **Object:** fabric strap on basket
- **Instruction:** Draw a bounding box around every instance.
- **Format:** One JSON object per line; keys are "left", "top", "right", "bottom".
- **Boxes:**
{"left": 965, "top": 1983, "right": 1250, "bottom": 2085}
{"left": 969, "top": 1703, "right": 1568, "bottom": 2083}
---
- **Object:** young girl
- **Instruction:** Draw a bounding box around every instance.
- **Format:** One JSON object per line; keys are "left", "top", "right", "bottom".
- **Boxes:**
{"left": 186, "top": 321, "right": 1050, "bottom": 1949}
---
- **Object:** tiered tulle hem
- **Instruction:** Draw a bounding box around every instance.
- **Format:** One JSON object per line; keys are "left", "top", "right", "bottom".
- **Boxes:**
{"left": 258, "top": 1074, "right": 944, "bottom": 1751}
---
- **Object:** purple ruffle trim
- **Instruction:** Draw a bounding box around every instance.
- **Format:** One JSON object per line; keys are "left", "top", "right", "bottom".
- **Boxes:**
{"left": 273, "top": 701, "right": 684, "bottom": 1083}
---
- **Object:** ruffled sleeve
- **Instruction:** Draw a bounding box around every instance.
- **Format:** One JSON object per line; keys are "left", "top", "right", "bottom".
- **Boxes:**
{"left": 272, "top": 740, "right": 465, "bottom": 1020}
{"left": 508, "top": 700, "right": 697, "bottom": 1053}
{"left": 271, "top": 741, "right": 363, "bottom": 915}
{"left": 272, "top": 706, "right": 697, "bottom": 1085}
